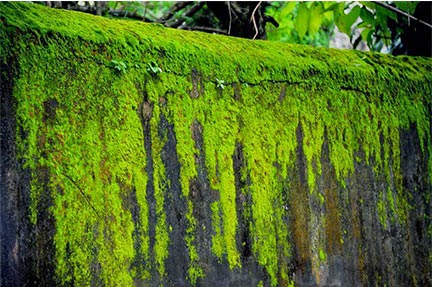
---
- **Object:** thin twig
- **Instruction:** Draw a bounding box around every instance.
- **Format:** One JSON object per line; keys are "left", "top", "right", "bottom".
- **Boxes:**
{"left": 169, "top": 2, "right": 205, "bottom": 28}
{"left": 188, "top": 26, "right": 228, "bottom": 34}
{"left": 144, "top": 2, "right": 148, "bottom": 20}
{"left": 230, "top": 2, "right": 243, "bottom": 16}
{"left": 62, "top": 173, "right": 133, "bottom": 261}
{"left": 144, "top": 2, "right": 160, "bottom": 21}
{"left": 372, "top": 1, "right": 432, "bottom": 29}
{"left": 108, "top": 9, "right": 153, "bottom": 22}
{"left": 62, "top": 173, "right": 103, "bottom": 220}
{"left": 250, "top": 1, "right": 262, "bottom": 40}
{"left": 228, "top": 1, "right": 232, "bottom": 35}
{"left": 143, "top": 9, "right": 158, "bottom": 22}
{"left": 158, "top": 1, "right": 192, "bottom": 22}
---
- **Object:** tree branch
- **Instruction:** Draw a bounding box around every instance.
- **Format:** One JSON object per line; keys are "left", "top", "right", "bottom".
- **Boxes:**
{"left": 372, "top": 1, "right": 432, "bottom": 29}
{"left": 250, "top": 1, "right": 262, "bottom": 40}
{"left": 265, "top": 15, "right": 279, "bottom": 28}
{"left": 228, "top": 1, "right": 232, "bottom": 35}
{"left": 168, "top": 2, "right": 205, "bottom": 28}
{"left": 187, "top": 26, "right": 228, "bottom": 34}
{"left": 143, "top": 3, "right": 159, "bottom": 22}
{"left": 108, "top": 9, "right": 153, "bottom": 22}
{"left": 158, "top": 1, "right": 193, "bottom": 23}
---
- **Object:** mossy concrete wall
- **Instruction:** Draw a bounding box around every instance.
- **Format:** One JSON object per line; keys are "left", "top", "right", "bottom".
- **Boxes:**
{"left": 1, "top": 2, "right": 431, "bottom": 286}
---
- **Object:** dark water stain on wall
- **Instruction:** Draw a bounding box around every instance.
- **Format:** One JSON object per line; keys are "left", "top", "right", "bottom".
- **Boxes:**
{"left": 139, "top": 97, "right": 158, "bottom": 283}
{"left": 159, "top": 112, "right": 189, "bottom": 286}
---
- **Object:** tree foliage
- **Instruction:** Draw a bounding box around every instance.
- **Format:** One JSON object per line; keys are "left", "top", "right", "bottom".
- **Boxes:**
{"left": 265, "top": 2, "right": 335, "bottom": 47}
{"left": 41, "top": 1, "right": 431, "bottom": 57}
{"left": 265, "top": 1, "right": 430, "bottom": 56}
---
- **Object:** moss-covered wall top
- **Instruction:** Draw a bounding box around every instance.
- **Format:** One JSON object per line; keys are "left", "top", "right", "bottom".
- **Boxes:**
{"left": 1, "top": 2, "right": 431, "bottom": 287}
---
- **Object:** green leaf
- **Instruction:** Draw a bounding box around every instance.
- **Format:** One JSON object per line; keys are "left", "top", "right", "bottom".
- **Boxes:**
{"left": 375, "top": 6, "right": 392, "bottom": 29}
{"left": 385, "top": 9, "right": 398, "bottom": 22}
{"left": 361, "top": 27, "right": 370, "bottom": 42}
{"left": 323, "top": 1, "right": 337, "bottom": 11}
{"left": 174, "top": 10, "right": 183, "bottom": 20}
{"left": 124, "top": 5, "right": 135, "bottom": 13}
{"left": 360, "top": 1, "right": 376, "bottom": 10}
{"left": 280, "top": 1, "right": 297, "bottom": 19}
{"left": 108, "top": 1, "right": 118, "bottom": 10}
{"left": 184, "top": 16, "right": 194, "bottom": 26}
{"left": 308, "top": 3, "right": 324, "bottom": 35}
{"left": 394, "top": 2, "right": 418, "bottom": 14}
{"left": 360, "top": 6, "right": 375, "bottom": 24}
{"left": 335, "top": 2, "right": 347, "bottom": 16}
{"left": 361, "top": 27, "right": 374, "bottom": 47}
{"left": 136, "top": 6, "right": 145, "bottom": 17}
{"left": 295, "top": 3, "right": 310, "bottom": 39}
{"left": 319, "top": 248, "right": 327, "bottom": 261}
{"left": 337, "top": 5, "right": 361, "bottom": 35}
{"left": 357, "top": 20, "right": 371, "bottom": 29}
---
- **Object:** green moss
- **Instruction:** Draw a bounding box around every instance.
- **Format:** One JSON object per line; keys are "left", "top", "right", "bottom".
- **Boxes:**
{"left": 148, "top": 97, "right": 171, "bottom": 278}
{"left": 200, "top": 86, "right": 241, "bottom": 269}
{"left": 319, "top": 248, "right": 327, "bottom": 262}
{"left": 185, "top": 211, "right": 203, "bottom": 285}
{"left": 8, "top": 29, "right": 149, "bottom": 285}
{"left": 377, "top": 192, "right": 389, "bottom": 230}
{"left": 210, "top": 201, "right": 224, "bottom": 260}
{"left": 154, "top": 78, "right": 205, "bottom": 282}
{"left": 237, "top": 84, "right": 297, "bottom": 285}
{"left": 132, "top": 166, "right": 151, "bottom": 279}
{"left": 1, "top": 2, "right": 432, "bottom": 286}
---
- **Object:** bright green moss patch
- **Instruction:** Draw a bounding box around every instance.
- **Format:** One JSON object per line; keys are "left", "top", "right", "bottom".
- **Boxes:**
{"left": 1, "top": 2, "right": 432, "bottom": 286}
{"left": 10, "top": 41, "right": 148, "bottom": 285}
{"left": 238, "top": 84, "right": 297, "bottom": 285}
{"left": 201, "top": 87, "right": 241, "bottom": 269}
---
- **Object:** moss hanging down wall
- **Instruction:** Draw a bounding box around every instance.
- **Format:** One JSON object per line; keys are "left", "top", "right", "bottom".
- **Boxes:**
{"left": 1, "top": 2, "right": 431, "bottom": 286}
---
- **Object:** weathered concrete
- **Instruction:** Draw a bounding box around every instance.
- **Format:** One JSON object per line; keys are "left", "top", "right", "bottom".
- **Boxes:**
{"left": 1, "top": 2, "right": 431, "bottom": 286}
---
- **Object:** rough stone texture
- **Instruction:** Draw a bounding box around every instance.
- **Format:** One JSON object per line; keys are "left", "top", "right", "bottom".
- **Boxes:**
{"left": 1, "top": 2, "right": 431, "bottom": 287}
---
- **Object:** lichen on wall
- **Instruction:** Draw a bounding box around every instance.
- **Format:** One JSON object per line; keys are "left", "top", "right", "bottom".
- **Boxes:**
{"left": 1, "top": 2, "right": 431, "bottom": 287}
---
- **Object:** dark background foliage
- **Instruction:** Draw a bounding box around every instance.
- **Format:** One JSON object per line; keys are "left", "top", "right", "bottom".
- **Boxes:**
{"left": 40, "top": 1, "right": 431, "bottom": 57}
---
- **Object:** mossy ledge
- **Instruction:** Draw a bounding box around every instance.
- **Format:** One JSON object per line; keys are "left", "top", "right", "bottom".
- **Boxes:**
{"left": 1, "top": 2, "right": 431, "bottom": 286}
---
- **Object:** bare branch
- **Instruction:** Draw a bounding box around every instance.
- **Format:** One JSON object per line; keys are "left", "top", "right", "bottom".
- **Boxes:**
{"left": 169, "top": 2, "right": 205, "bottom": 28}
{"left": 230, "top": 2, "right": 244, "bottom": 16}
{"left": 372, "top": 1, "right": 432, "bottom": 29}
{"left": 228, "top": 1, "right": 232, "bottom": 35}
{"left": 158, "top": 1, "right": 193, "bottom": 23}
{"left": 187, "top": 26, "right": 228, "bottom": 34}
{"left": 95, "top": 1, "right": 106, "bottom": 16}
{"left": 108, "top": 9, "right": 153, "bottom": 22}
{"left": 265, "top": 15, "right": 279, "bottom": 28}
{"left": 250, "top": 1, "right": 262, "bottom": 40}
{"left": 143, "top": 3, "right": 159, "bottom": 21}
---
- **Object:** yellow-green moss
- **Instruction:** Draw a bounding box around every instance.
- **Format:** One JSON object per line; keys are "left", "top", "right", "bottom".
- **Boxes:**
{"left": 1, "top": 2, "right": 432, "bottom": 286}
{"left": 235, "top": 83, "right": 298, "bottom": 285}
{"left": 7, "top": 31, "right": 150, "bottom": 284}
{"left": 201, "top": 86, "right": 241, "bottom": 269}
{"left": 156, "top": 78, "right": 204, "bottom": 283}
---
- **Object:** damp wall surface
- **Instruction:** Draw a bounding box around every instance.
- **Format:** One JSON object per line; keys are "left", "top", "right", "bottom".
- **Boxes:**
{"left": 1, "top": 2, "right": 431, "bottom": 286}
